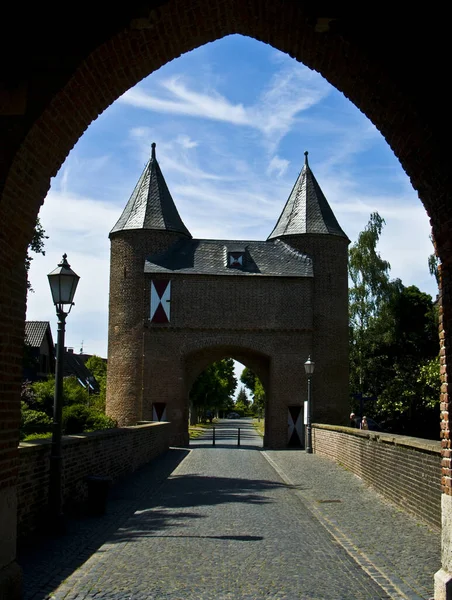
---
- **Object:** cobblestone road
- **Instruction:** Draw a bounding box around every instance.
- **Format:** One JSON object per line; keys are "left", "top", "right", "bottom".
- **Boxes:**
{"left": 18, "top": 420, "right": 440, "bottom": 600}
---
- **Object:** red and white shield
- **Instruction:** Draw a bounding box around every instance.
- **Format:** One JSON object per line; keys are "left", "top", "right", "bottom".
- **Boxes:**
{"left": 150, "top": 280, "right": 171, "bottom": 323}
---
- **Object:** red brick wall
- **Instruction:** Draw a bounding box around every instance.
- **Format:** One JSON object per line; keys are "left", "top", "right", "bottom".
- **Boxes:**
{"left": 313, "top": 424, "right": 441, "bottom": 529}
{"left": 16, "top": 422, "right": 170, "bottom": 540}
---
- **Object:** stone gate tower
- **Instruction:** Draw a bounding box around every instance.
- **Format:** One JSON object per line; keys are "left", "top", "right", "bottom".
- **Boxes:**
{"left": 106, "top": 144, "right": 350, "bottom": 448}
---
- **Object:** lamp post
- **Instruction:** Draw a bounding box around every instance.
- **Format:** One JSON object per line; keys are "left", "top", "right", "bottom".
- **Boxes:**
{"left": 47, "top": 253, "right": 80, "bottom": 528}
{"left": 304, "top": 356, "right": 315, "bottom": 454}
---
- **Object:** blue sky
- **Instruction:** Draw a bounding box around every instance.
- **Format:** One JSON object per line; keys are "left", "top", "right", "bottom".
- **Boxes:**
{"left": 26, "top": 34, "right": 437, "bottom": 384}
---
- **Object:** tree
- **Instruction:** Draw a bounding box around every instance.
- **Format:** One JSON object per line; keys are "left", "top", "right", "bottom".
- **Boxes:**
{"left": 428, "top": 234, "right": 440, "bottom": 289}
{"left": 189, "top": 358, "right": 237, "bottom": 423}
{"left": 25, "top": 217, "right": 48, "bottom": 292}
{"left": 348, "top": 212, "right": 392, "bottom": 395}
{"left": 20, "top": 374, "right": 117, "bottom": 439}
{"left": 252, "top": 379, "right": 266, "bottom": 416}
{"left": 369, "top": 285, "right": 440, "bottom": 436}
{"left": 348, "top": 214, "right": 441, "bottom": 438}
{"left": 240, "top": 367, "right": 256, "bottom": 395}
{"left": 239, "top": 367, "right": 265, "bottom": 416}
{"left": 85, "top": 355, "right": 107, "bottom": 409}
{"left": 22, "top": 375, "right": 90, "bottom": 415}
{"left": 234, "top": 387, "right": 251, "bottom": 415}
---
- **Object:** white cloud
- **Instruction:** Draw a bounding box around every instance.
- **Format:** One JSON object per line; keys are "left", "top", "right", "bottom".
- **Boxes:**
{"left": 257, "top": 64, "right": 330, "bottom": 140}
{"left": 177, "top": 135, "right": 198, "bottom": 149}
{"left": 120, "top": 62, "right": 331, "bottom": 151}
{"left": 26, "top": 189, "right": 117, "bottom": 357}
{"left": 120, "top": 81, "right": 250, "bottom": 126}
{"left": 267, "top": 155, "right": 289, "bottom": 178}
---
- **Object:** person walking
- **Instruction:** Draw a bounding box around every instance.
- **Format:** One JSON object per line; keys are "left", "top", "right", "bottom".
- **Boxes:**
{"left": 361, "top": 416, "right": 369, "bottom": 430}
{"left": 349, "top": 412, "right": 359, "bottom": 428}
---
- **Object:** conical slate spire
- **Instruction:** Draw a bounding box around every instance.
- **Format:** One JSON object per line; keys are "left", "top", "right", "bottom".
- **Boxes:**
{"left": 267, "top": 151, "right": 347, "bottom": 240}
{"left": 110, "top": 143, "right": 192, "bottom": 237}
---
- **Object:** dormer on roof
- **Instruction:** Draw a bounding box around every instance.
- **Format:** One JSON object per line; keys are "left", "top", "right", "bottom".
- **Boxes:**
{"left": 226, "top": 244, "right": 247, "bottom": 269}
{"left": 267, "top": 151, "right": 348, "bottom": 241}
{"left": 110, "top": 143, "right": 192, "bottom": 238}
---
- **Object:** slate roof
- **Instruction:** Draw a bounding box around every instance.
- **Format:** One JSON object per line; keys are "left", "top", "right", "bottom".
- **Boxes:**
{"left": 25, "top": 321, "right": 53, "bottom": 348}
{"left": 110, "top": 143, "right": 191, "bottom": 238}
{"left": 268, "top": 152, "right": 348, "bottom": 240}
{"left": 144, "top": 238, "right": 313, "bottom": 277}
{"left": 63, "top": 351, "right": 100, "bottom": 393}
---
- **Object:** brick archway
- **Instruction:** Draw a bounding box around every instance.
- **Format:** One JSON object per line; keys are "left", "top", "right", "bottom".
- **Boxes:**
{"left": 184, "top": 345, "right": 270, "bottom": 440}
{"left": 1, "top": 6, "right": 451, "bottom": 598}
{"left": 185, "top": 346, "right": 270, "bottom": 393}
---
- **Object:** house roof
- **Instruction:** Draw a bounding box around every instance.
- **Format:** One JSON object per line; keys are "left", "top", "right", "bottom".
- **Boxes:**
{"left": 268, "top": 152, "right": 348, "bottom": 241}
{"left": 25, "top": 321, "right": 53, "bottom": 348}
{"left": 110, "top": 142, "right": 192, "bottom": 238}
{"left": 144, "top": 238, "right": 313, "bottom": 277}
{"left": 63, "top": 351, "right": 100, "bottom": 393}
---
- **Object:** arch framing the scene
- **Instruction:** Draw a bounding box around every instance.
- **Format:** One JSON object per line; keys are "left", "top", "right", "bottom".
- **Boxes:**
{"left": 1, "top": 6, "right": 451, "bottom": 599}
{"left": 184, "top": 344, "right": 270, "bottom": 393}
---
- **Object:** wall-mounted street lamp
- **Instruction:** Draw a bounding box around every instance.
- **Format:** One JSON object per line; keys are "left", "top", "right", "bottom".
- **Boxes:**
{"left": 304, "top": 356, "right": 315, "bottom": 454}
{"left": 47, "top": 253, "right": 80, "bottom": 529}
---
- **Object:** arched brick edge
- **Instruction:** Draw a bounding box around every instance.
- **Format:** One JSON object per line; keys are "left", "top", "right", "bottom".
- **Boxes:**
{"left": 184, "top": 344, "right": 270, "bottom": 442}
{"left": 184, "top": 344, "right": 270, "bottom": 392}
{"left": 0, "top": 4, "right": 451, "bottom": 598}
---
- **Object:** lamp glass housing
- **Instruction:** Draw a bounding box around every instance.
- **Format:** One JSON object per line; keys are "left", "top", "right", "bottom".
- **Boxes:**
{"left": 47, "top": 254, "right": 80, "bottom": 306}
{"left": 304, "top": 356, "right": 315, "bottom": 376}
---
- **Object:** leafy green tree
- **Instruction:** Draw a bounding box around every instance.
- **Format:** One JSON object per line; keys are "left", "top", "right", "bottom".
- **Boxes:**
{"left": 349, "top": 214, "right": 441, "bottom": 438}
{"left": 189, "top": 358, "right": 237, "bottom": 423}
{"left": 21, "top": 375, "right": 89, "bottom": 415}
{"left": 234, "top": 387, "right": 251, "bottom": 415}
{"left": 85, "top": 355, "right": 107, "bottom": 409}
{"left": 348, "top": 212, "right": 392, "bottom": 394}
{"left": 20, "top": 374, "right": 115, "bottom": 438}
{"left": 20, "top": 402, "right": 53, "bottom": 440}
{"left": 62, "top": 404, "right": 116, "bottom": 435}
{"left": 428, "top": 234, "right": 440, "bottom": 289}
{"left": 240, "top": 367, "right": 256, "bottom": 395}
{"left": 239, "top": 367, "right": 266, "bottom": 416}
{"left": 25, "top": 217, "right": 48, "bottom": 292}
{"left": 417, "top": 356, "right": 441, "bottom": 409}
{"left": 253, "top": 379, "right": 266, "bottom": 416}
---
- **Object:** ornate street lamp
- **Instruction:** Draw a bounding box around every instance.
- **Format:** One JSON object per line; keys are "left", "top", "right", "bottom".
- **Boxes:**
{"left": 304, "top": 356, "right": 315, "bottom": 454}
{"left": 47, "top": 254, "right": 80, "bottom": 528}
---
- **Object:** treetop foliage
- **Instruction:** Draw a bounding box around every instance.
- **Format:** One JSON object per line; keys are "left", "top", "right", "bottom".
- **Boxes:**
{"left": 348, "top": 211, "right": 440, "bottom": 439}
{"left": 189, "top": 358, "right": 237, "bottom": 422}
{"left": 26, "top": 216, "right": 48, "bottom": 292}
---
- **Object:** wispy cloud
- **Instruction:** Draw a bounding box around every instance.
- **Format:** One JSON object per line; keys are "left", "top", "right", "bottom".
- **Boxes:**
{"left": 121, "top": 79, "right": 250, "bottom": 125}
{"left": 119, "top": 62, "right": 331, "bottom": 152}
{"left": 177, "top": 134, "right": 198, "bottom": 149}
{"left": 256, "top": 65, "right": 330, "bottom": 141}
{"left": 267, "top": 155, "right": 290, "bottom": 178}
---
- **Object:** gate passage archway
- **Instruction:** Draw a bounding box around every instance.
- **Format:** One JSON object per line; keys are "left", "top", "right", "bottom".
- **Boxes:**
{"left": 106, "top": 144, "right": 349, "bottom": 448}
{"left": 1, "top": 7, "right": 452, "bottom": 599}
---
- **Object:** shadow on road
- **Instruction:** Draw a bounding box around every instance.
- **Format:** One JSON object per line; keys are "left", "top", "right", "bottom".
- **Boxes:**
{"left": 17, "top": 445, "right": 296, "bottom": 599}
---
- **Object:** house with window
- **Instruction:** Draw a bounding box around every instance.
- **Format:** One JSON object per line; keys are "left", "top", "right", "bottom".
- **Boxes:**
{"left": 24, "top": 321, "right": 55, "bottom": 381}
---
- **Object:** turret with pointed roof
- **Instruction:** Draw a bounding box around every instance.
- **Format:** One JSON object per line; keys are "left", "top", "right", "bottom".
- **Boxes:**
{"left": 110, "top": 143, "right": 191, "bottom": 238}
{"left": 268, "top": 151, "right": 348, "bottom": 241}
{"left": 106, "top": 145, "right": 350, "bottom": 440}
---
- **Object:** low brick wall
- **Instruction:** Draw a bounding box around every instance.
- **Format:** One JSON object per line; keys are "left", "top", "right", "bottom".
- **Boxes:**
{"left": 17, "top": 421, "right": 170, "bottom": 541}
{"left": 312, "top": 424, "right": 441, "bottom": 529}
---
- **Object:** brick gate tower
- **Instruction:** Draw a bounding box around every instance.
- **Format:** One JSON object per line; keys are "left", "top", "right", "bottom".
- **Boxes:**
{"left": 106, "top": 145, "right": 350, "bottom": 448}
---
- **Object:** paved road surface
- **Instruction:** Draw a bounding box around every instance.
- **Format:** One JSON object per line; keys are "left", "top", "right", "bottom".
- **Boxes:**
{"left": 18, "top": 420, "right": 440, "bottom": 599}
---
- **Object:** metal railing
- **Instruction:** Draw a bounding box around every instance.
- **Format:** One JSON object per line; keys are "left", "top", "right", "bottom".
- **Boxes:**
{"left": 212, "top": 426, "right": 241, "bottom": 447}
